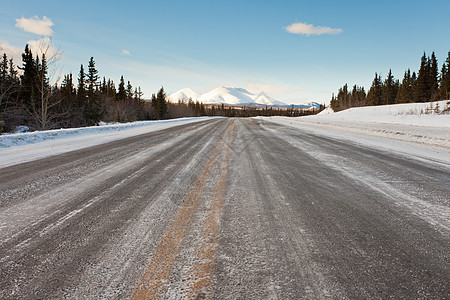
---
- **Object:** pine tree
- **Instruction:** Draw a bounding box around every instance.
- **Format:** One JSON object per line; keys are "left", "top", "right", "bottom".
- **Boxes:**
{"left": 62, "top": 73, "right": 75, "bottom": 99}
{"left": 126, "top": 81, "right": 133, "bottom": 98}
{"left": 100, "top": 77, "right": 107, "bottom": 94}
{"left": 87, "top": 57, "right": 98, "bottom": 100}
{"left": 396, "top": 69, "right": 415, "bottom": 103}
{"left": 152, "top": 87, "right": 167, "bottom": 119}
{"left": 20, "top": 44, "right": 38, "bottom": 106}
{"left": 438, "top": 51, "right": 450, "bottom": 100}
{"left": 77, "top": 64, "right": 86, "bottom": 107}
{"left": 9, "top": 58, "right": 18, "bottom": 80}
{"left": 366, "top": 73, "right": 382, "bottom": 106}
{"left": 430, "top": 52, "right": 439, "bottom": 99}
{"left": 84, "top": 57, "right": 101, "bottom": 125}
{"left": 382, "top": 69, "right": 398, "bottom": 105}
{"left": 134, "top": 86, "right": 143, "bottom": 101}
{"left": 117, "top": 75, "right": 126, "bottom": 100}
{"left": 414, "top": 52, "right": 431, "bottom": 102}
{"left": 0, "top": 53, "right": 7, "bottom": 82}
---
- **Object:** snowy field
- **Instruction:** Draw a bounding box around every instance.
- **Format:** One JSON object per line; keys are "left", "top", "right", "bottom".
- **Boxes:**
{"left": 259, "top": 100, "right": 450, "bottom": 165}
{"left": 0, "top": 117, "right": 213, "bottom": 168}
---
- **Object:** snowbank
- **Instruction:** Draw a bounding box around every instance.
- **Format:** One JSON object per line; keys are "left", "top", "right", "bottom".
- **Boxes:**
{"left": 259, "top": 100, "right": 450, "bottom": 165}
{"left": 314, "top": 100, "right": 450, "bottom": 127}
{"left": 0, "top": 117, "right": 213, "bottom": 168}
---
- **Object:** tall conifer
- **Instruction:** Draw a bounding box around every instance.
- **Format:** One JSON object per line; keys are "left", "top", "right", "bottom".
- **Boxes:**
{"left": 366, "top": 73, "right": 382, "bottom": 106}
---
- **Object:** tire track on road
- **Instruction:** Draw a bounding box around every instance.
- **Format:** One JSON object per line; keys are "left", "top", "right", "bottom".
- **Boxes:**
{"left": 131, "top": 120, "right": 234, "bottom": 300}
{"left": 182, "top": 120, "right": 235, "bottom": 299}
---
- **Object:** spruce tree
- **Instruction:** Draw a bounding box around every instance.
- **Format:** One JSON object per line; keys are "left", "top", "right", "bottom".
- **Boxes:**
{"left": 152, "top": 87, "right": 167, "bottom": 119}
{"left": 87, "top": 57, "right": 98, "bottom": 100}
{"left": 396, "top": 69, "right": 414, "bottom": 103}
{"left": 0, "top": 53, "right": 7, "bottom": 82}
{"left": 430, "top": 52, "right": 439, "bottom": 99}
{"left": 438, "top": 51, "right": 450, "bottom": 100}
{"left": 382, "top": 70, "right": 398, "bottom": 105}
{"left": 117, "top": 75, "right": 126, "bottom": 100}
{"left": 85, "top": 57, "right": 101, "bottom": 125}
{"left": 366, "top": 73, "right": 382, "bottom": 106}
{"left": 77, "top": 64, "right": 86, "bottom": 107}
{"left": 414, "top": 52, "right": 431, "bottom": 102}
{"left": 126, "top": 81, "right": 133, "bottom": 98}
{"left": 20, "top": 44, "right": 37, "bottom": 106}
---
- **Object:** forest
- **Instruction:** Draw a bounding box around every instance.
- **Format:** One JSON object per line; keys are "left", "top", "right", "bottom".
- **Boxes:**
{"left": 0, "top": 44, "right": 320, "bottom": 134}
{"left": 330, "top": 51, "right": 450, "bottom": 112}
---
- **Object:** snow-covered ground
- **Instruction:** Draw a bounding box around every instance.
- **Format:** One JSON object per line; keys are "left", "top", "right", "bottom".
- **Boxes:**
{"left": 0, "top": 117, "right": 213, "bottom": 168}
{"left": 260, "top": 100, "right": 450, "bottom": 165}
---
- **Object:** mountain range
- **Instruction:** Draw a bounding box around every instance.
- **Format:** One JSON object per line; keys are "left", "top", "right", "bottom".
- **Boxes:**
{"left": 167, "top": 86, "right": 320, "bottom": 109}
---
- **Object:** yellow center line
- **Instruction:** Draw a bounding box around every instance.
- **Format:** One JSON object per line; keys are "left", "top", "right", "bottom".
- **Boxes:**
{"left": 131, "top": 120, "right": 234, "bottom": 300}
{"left": 185, "top": 120, "right": 235, "bottom": 299}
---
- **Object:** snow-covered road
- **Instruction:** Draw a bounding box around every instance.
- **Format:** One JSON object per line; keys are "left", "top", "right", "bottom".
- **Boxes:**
{"left": 1, "top": 116, "right": 449, "bottom": 299}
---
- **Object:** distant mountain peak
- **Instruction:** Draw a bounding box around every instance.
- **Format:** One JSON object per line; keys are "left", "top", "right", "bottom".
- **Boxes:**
{"left": 167, "top": 88, "right": 200, "bottom": 103}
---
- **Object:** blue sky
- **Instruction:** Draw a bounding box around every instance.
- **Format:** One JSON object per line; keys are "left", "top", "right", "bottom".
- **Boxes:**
{"left": 1, "top": 0, "right": 449, "bottom": 104}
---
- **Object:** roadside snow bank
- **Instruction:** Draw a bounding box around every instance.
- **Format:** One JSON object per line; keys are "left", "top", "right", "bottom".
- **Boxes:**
{"left": 313, "top": 100, "right": 450, "bottom": 127}
{"left": 258, "top": 101, "right": 450, "bottom": 165}
{"left": 0, "top": 117, "right": 213, "bottom": 168}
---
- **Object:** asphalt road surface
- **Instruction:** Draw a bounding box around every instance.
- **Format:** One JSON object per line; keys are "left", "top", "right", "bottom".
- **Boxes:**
{"left": 1, "top": 118, "right": 449, "bottom": 299}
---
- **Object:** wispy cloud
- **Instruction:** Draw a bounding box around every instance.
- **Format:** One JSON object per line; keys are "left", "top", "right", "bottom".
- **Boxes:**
{"left": 15, "top": 16, "right": 54, "bottom": 36}
{"left": 27, "top": 38, "right": 61, "bottom": 60}
{"left": 285, "top": 22, "right": 342, "bottom": 36}
{"left": 122, "top": 49, "right": 130, "bottom": 55}
{"left": 0, "top": 41, "right": 23, "bottom": 62}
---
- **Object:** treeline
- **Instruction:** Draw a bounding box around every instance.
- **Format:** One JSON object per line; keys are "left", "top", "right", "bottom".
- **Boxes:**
{"left": 182, "top": 101, "right": 323, "bottom": 118}
{"left": 330, "top": 51, "right": 450, "bottom": 111}
{"left": 0, "top": 44, "right": 161, "bottom": 133}
{"left": 0, "top": 44, "right": 324, "bottom": 134}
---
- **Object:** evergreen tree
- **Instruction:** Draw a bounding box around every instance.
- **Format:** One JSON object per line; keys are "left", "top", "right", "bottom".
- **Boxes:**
{"left": 77, "top": 64, "right": 86, "bottom": 107}
{"left": 438, "top": 51, "right": 450, "bottom": 100}
{"left": 62, "top": 73, "right": 75, "bottom": 99}
{"left": 152, "top": 87, "right": 167, "bottom": 119}
{"left": 126, "top": 81, "right": 133, "bottom": 98}
{"left": 100, "top": 77, "right": 107, "bottom": 94}
{"left": 134, "top": 86, "right": 143, "bottom": 101}
{"left": 414, "top": 52, "right": 431, "bottom": 102}
{"left": 87, "top": 57, "right": 98, "bottom": 100}
{"left": 0, "top": 53, "right": 7, "bottom": 82}
{"left": 382, "top": 69, "right": 398, "bottom": 105}
{"left": 9, "top": 58, "right": 18, "bottom": 80}
{"left": 117, "top": 75, "right": 126, "bottom": 100}
{"left": 84, "top": 57, "right": 101, "bottom": 125}
{"left": 430, "top": 52, "right": 439, "bottom": 99}
{"left": 20, "top": 44, "right": 38, "bottom": 106}
{"left": 396, "top": 69, "right": 415, "bottom": 103}
{"left": 366, "top": 73, "right": 382, "bottom": 106}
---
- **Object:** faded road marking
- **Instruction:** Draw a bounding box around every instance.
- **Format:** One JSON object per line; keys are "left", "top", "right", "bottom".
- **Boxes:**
{"left": 131, "top": 120, "right": 234, "bottom": 300}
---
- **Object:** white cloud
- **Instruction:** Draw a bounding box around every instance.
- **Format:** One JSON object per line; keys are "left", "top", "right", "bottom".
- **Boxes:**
{"left": 0, "top": 41, "right": 23, "bottom": 63}
{"left": 15, "top": 16, "right": 54, "bottom": 36}
{"left": 285, "top": 22, "right": 342, "bottom": 36}
{"left": 122, "top": 49, "right": 130, "bottom": 55}
{"left": 27, "top": 38, "right": 61, "bottom": 60}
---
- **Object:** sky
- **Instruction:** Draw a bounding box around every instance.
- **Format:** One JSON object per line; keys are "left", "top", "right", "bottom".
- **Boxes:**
{"left": 0, "top": 0, "right": 449, "bottom": 105}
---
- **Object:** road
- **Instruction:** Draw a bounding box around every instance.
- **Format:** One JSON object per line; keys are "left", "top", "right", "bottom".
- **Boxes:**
{"left": 0, "top": 118, "right": 449, "bottom": 299}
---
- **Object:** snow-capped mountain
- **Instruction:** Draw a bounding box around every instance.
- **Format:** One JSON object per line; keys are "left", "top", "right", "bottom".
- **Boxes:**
{"left": 167, "top": 88, "right": 200, "bottom": 103}
{"left": 253, "top": 92, "right": 286, "bottom": 106}
{"left": 168, "top": 86, "right": 321, "bottom": 108}
{"left": 291, "top": 102, "right": 322, "bottom": 109}
{"left": 169, "top": 86, "right": 288, "bottom": 106}
{"left": 198, "top": 87, "right": 255, "bottom": 105}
